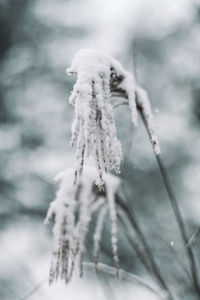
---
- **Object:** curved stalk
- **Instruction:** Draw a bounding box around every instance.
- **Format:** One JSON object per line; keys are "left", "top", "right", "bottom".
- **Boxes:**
{"left": 116, "top": 194, "right": 174, "bottom": 300}
{"left": 113, "top": 92, "right": 200, "bottom": 297}
{"left": 136, "top": 99, "right": 200, "bottom": 297}
{"left": 83, "top": 262, "right": 166, "bottom": 299}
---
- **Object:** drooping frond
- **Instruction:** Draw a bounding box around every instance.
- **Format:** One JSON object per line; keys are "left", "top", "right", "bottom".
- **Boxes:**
{"left": 45, "top": 169, "right": 77, "bottom": 284}
{"left": 67, "top": 49, "right": 160, "bottom": 186}
{"left": 67, "top": 50, "right": 123, "bottom": 187}
{"left": 45, "top": 166, "right": 120, "bottom": 283}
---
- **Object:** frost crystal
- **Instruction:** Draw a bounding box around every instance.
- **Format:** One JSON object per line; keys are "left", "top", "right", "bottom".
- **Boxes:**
{"left": 45, "top": 166, "right": 120, "bottom": 284}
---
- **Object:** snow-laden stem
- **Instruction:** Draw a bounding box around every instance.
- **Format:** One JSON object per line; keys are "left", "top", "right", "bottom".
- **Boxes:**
{"left": 114, "top": 92, "right": 200, "bottom": 297}
{"left": 45, "top": 167, "right": 121, "bottom": 283}
{"left": 136, "top": 98, "right": 200, "bottom": 297}
{"left": 116, "top": 194, "right": 174, "bottom": 300}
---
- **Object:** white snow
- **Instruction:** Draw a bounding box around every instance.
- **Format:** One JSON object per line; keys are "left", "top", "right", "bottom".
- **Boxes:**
{"left": 45, "top": 166, "right": 120, "bottom": 283}
{"left": 67, "top": 49, "right": 160, "bottom": 187}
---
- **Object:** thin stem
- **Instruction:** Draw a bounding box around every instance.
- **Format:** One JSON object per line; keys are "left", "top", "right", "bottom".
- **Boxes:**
{"left": 116, "top": 194, "right": 174, "bottom": 300}
{"left": 17, "top": 278, "right": 47, "bottom": 300}
{"left": 113, "top": 93, "right": 200, "bottom": 296}
{"left": 156, "top": 154, "right": 200, "bottom": 296}
{"left": 136, "top": 100, "right": 200, "bottom": 297}
{"left": 152, "top": 231, "right": 193, "bottom": 285}
{"left": 186, "top": 228, "right": 200, "bottom": 248}
{"left": 169, "top": 243, "right": 193, "bottom": 284}
{"left": 118, "top": 213, "right": 153, "bottom": 274}
{"left": 119, "top": 213, "right": 176, "bottom": 299}
{"left": 83, "top": 262, "right": 166, "bottom": 299}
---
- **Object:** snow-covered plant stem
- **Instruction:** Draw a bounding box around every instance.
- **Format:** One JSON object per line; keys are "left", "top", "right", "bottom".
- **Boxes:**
{"left": 45, "top": 49, "right": 199, "bottom": 299}
{"left": 114, "top": 90, "right": 200, "bottom": 297}
{"left": 67, "top": 49, "right": 160, "bottom": 188}
{"left": 65, "top": 49, "right": 173, "bottom": 298}
{"left": 136, "top": 95, "right": 200, "bottom": 296}
{"left": 116, "top": 90, "right": 200, "bottom": 297}
{"left": 45, "top": 167, "right": 120, "bottom": 283}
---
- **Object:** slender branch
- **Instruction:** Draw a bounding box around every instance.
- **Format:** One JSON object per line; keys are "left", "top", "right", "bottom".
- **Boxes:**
{"left": 169, "top": 243, "right": 193, "bottom": 284}
{"left": 116, "top": 194, "right": 174, "bottom": 300}
{"left": 152, "top": 231, "right": 193, "bottom": 285}
{"left": 155, "top": 154, "right": 200, "bottom": 296}
{"left": 118, "top": 213, "right": 153, "bottom": 274}
{"left": 136, "top": 100, "right": 200, "bottom": 296}
{"left": 186, "top": 228, "right": 200, "bottom": 248}
{"left": 113, "top": 92, "right": 200, "bottom": 297}
{"left": 121, "top": 203, "right": 193, "bottom": 291}
{"left": 118, "top": 213, "right": 176, "bottom": 298}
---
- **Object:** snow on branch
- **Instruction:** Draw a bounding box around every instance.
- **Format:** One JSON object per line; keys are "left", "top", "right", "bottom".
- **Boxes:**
{"left": 45, "top": 166, "right": 120, "bottom": 284}
{"left": 67, "top": 49, "right": 160, "bottom": 187}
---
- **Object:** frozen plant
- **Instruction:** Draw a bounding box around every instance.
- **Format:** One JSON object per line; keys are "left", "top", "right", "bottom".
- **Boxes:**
{"left": 40, "top": 49, "right": 200, "bottom": 299}
{"left": 44, "top": 49, "right": 164, "bottom": 291}
{"left": 45, "top": 166, "right": 120, "bottom": 284}
{"left": 67, "top": 49, "right": 160, "bottom": 187}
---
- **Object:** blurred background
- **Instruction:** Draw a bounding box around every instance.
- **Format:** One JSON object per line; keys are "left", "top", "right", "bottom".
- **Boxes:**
{"left": 1, "top": 0, "right": 200, "bottom": 299}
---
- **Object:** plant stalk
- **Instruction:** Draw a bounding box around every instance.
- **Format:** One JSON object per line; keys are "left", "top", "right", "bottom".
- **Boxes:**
{"left": 137, "top": 100, "right": 200, "bottom": 297}
{"left": 116, "top": 194, "right": 174, "bottom": 300}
